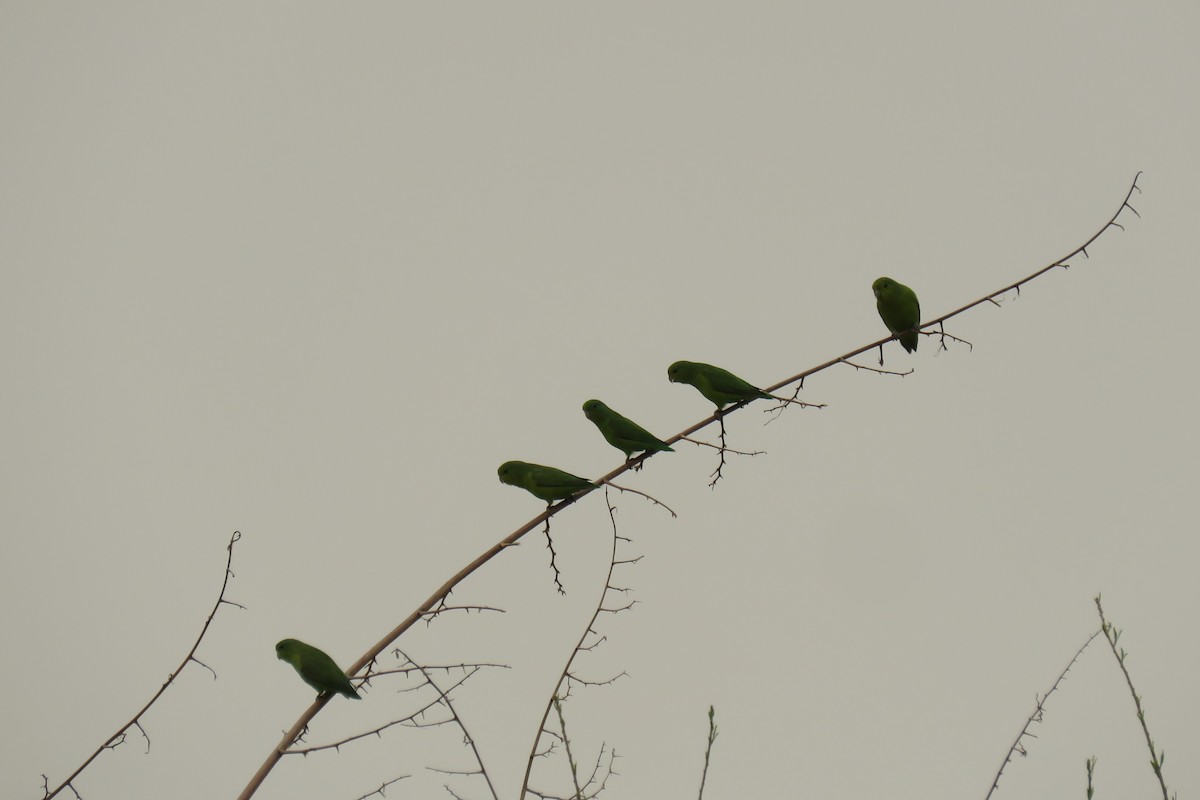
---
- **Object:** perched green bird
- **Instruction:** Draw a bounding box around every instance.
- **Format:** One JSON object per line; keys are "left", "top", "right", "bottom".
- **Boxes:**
{"left": 275, "top": 638, "right": 361, "bottom": 700}
{"left": 667, "top": 361, "right": 772, "bottom": 409}
{"left": 497, "top": 460, "right": 596, "bottom": 502}
{"left": 582, "top": 399, "right": 674, "bottom": 460}
{"left": 872, "top": 276, "right": 921, "bottom": 353}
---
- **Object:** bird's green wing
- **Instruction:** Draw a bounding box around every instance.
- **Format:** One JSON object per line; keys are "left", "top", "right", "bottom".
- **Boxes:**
{"left": 606, "top": 414, "right": 673, "bottom": 453}
{"left": 277, "top": 639, "right": 360, "bottom": 699}
{"left": 528, "top": 465, "right": 593, "bottom": 490}
{"left": 298, "top": 646, "right": 360, "bottom": 699}
{"left": 586, "top": 400, "right": 673, "bottom": 455}
{"left": 874, "top": 277, "right": 921, "bottom": 352}
{"left": 699, "top": 364, "right": 770, "bottom": 401}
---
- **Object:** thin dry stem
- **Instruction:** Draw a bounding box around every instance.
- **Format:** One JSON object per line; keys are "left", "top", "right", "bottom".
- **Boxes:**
{"left": 985, "top": 629, "right": 1100, "bottom": 799}
{"left": 838, "top": 358, "right": 913, "bottom": 377}
{"left": 553, "top": 696, "right": 583, "bottom": 800}
{"left": 352, "top": 775, "right": 410, "bottom": 800}
{"left": 697, "top": 706, "right": 719, "bottom": 800}
{"left": 543, "top": 516, "right": 567, "bottom": 595}
{"left": 597, "top": 480, "right": 677, "bottom": 517}
{"left": 1094, "top": 595, "right": 1172, "bottom": 800}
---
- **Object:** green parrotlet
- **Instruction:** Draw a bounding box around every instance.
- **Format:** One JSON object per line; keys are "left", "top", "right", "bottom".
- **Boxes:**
{"left": 275, "top": 638, "right": 361, "bottom": 700}
{"left": 872, "top": 276, "right": 921, "bottom": 353}
{"left": 582, "top": 399, "right": 674, "bottom": 460}
{"left": 667, "top": 361, "right": 772, "bottom": 409}
{"left": 497, "top": 460, "right": 596, "bottom": 502}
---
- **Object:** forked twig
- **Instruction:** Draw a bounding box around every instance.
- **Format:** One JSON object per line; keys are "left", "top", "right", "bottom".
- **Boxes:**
{"left": 678, "top": 435, "right": 764, "bottom": 458}
{"left": 397, "top": 648, "right": 500, "bottom": 800}
{"left": 522, "top": 490, "right": 632, "bottom": 799}
{"left": 284, "top": 669, "right": 480, "bottom": 756}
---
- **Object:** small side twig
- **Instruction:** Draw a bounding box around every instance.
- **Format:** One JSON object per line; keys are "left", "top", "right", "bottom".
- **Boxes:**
{"left": 543, "top": 517, "right": 567, "bottom": 595}
{"left": 597, "top": 480, "right": 677, "bottom": 518}
{"left": 838, "top": 357, "right": 913, "bottom": 377}
{"left": 284, "top": 669, "right": 481, "bottom": 756}
{"left": 352, "top": 774, "right": 410, "bottom": 800}
{"left": 763, "top": 394, "right": 827, "bottom": 419}
{"left": 420, "top": 604, "right": 506, "bottom": 620}
{"left": 374, "top": 661, "right": 509, "bottom": 680}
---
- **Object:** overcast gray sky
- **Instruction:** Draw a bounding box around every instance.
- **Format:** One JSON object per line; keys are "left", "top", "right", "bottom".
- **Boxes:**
{"left": 3, "top": 3, "right": 1197, "bottom": 799}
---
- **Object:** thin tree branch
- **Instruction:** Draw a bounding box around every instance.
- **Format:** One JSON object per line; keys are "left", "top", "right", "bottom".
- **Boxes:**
{"left": 237, "top": 173, "right": 1142, "bottom": 799}
{"left": 521, "top": 490, "right": 630, "bottom": 799}
{"left": 553, "top": 696, "right": 583, "bottom": 800}
{"left": 44, "top": 531, "right": 245, "bottom": 800}
{"left": 764, "top": 172, "right": 1141, "bottom": 396}
{"left": 397, "top": 649, "right": 500, "bottom": 800}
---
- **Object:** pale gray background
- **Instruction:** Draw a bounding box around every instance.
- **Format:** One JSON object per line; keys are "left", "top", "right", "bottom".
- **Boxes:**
{"left": 2, "top": 3, "right": 1196, "bottom": 799}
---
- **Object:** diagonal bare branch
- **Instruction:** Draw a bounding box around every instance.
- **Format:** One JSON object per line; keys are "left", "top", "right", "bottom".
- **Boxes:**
{"left": 398, "top": 649, "right": 501, "bottom": 800}
{"left": 985, "top": 629, "right": 1100, "bottom": 799}
{"left": 44, "top": 531, "right": 245, "bottom": 800}
{"left": 1094, "top": 595, "right": 1172, "bottom": 800}
{"left": 237, "top": 173, "right": 1142, "bottom": 799}
{"left": 284, "top": 670, "right": 479, "bottom": 756}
